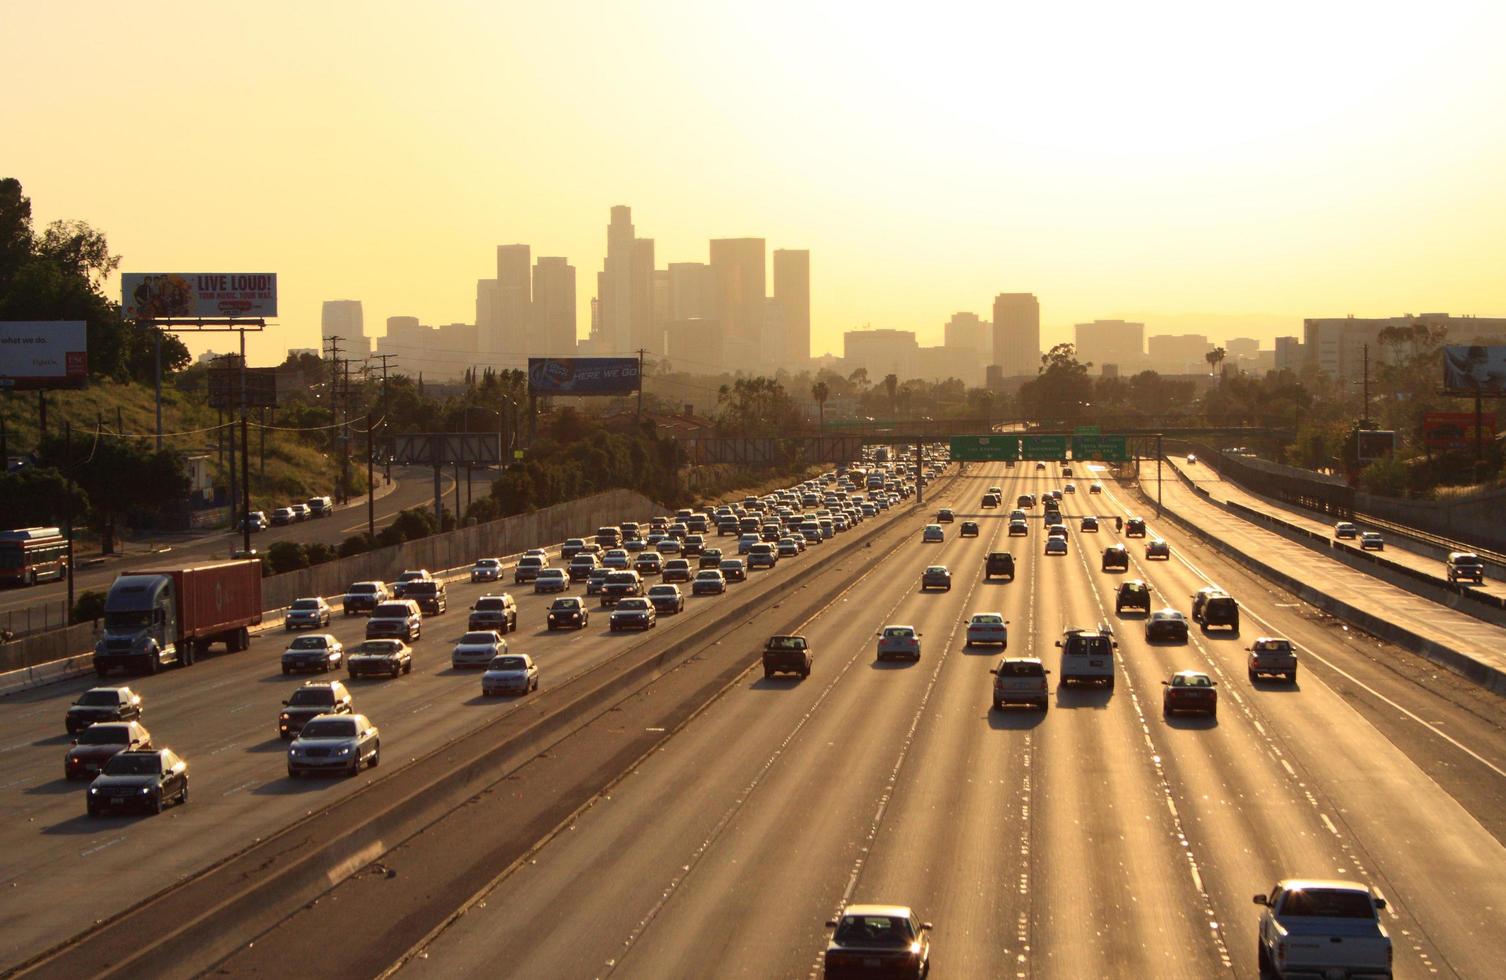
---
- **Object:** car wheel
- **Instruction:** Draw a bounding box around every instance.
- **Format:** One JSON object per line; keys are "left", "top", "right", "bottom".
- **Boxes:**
{"left": 1163, "top": 705, "right": 1171, "bottom": 718}
{"left": 1248, "top": 669, "right": 1257, "bottom": 683}
{"left": 391, "top": 666, "right": 400, "bottom": 678}
{"left": 180, "top": 779, "right": 190, "bottom": 806}
{"left": 282, "top": 664, "right": 291, "bottom": 675}
{"left": 992, "top": 698, "right": 1002, "bottom": 711}
{"left": 369, "top": 742, "right": 380, "bottom": 767}
{"left": 349, "top": 754, "right": 362, "bottom": 777}
{"left": 404, "top": 661, "right": 412, "bottom": 674}
{"left": 1286, "top": 671, "right": 1297, "bottom": 683}
{"left": 1258, "top": 940, "right": 1272, "bottom": 973}
{"left": 1209, "top": 705, "right": 1217, "bottom": 719}
{"left": 153, "top": 792, "right": 165, "bottom": 814}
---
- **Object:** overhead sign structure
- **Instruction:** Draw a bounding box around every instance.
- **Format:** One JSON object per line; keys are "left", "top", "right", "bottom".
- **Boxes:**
{"left": 1442, "top": 345, "right": 1506, "bottom": 395}
{"left": 527, "top": 357, "right": 640, "bottom": 396}
{"left": 207, "top": 367, "right": 278, "bottom": 410}
{"left": 1020, "top": 434, "right": 1068, "bottom": 459}
{"left": 122, "top": 273, "right": 278, "bottom": 320}
{"left": 948, "top": 435, "right": 1015, "bottom": 461}
{"left": 1355, "top": 429, "right": 1396, "bottom": 465}
{"left": 0, "top": 321, "right": 88, "bottom": 389}
{"left": 1071, "top": 434, "right": 1129, "bottom": 462}
{"left": 1423, "top": 411, "right": 1494, "bottom": 451}
{"left": 390, "top": 433, "right": 502, "bottom": 466}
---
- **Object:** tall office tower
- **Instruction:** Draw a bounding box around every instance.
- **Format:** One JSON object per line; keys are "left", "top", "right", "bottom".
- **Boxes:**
{"left": 773, "top": 248, "right": 810, "bottom": 367}
{"left": 843, "top": 328, "right": 919, "bottom": 380}
{"left": 1146, "top": 334, "right": 1213, "bottom": 374}
{"left": 596, "top": 206, "right": 637, "bottom": 355}
{"left": 321, "top": 300, "right": 368, "bottom": 356}
{"left": 475, "top": 279, "right": 499, "bottom": 359}
{"left": 630, "top": 238, "right": 658, "bottom": 355}
{"left": 710, "top": 238, "right": 766, "bottom": 372}
{"left": 992, "top": 293, "right": 1041, "bottom": 377}
{"left": 763, "top": 298, "right": 786, "bottom": 369}
{"left": 944, "top": 312, "right": 988, "bottom": 357}
{"left": 1273, "top": 336, "right": 1302, "bottom": 373}
{"left": 533, "top": 257, "right": 577, "bottom": 356}
{"left": 1074, "top": 319, "right": 1145, "bottom": 373}
{"left": 668, "top": 263, "right": 714, "bottom": 321}
{"left": 491, "top": 244, "right": 532, "bottom": 369}
{"left": 665, "top": 318, "right": 724, "bottom": 376}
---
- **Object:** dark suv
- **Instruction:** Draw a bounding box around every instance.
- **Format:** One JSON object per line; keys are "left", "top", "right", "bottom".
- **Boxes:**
{"left": 1124, "top": 517, "right": 1147, "bottom": 538}
{"left": 468, "top": 594, "right": 517, "bottom": 633}
{"left": 1193, "top": 591, "right": 1239, "bottom": 631}
{"left": 278, "top": 680, "right": 353, "bottom": 739}
{"left": 404, "top": 580, "right": 448, "bottom": 616}
{"left": 1101, "top": 544, "right": 1129, "bottom": 571}
{"left": 984, "top": 552, "right": 1016, "bottom": 581}
{"left": 1115, "top": 579, "right": 1151, "bottom": 613}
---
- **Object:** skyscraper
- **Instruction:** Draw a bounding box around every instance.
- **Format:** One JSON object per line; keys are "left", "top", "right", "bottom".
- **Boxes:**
{"left": 533, "top": 257, "right": 576, "bottom": 356}
{"left": 1074, "top": 319, "right": 1144, "bottom": 373}
{"left": 321, "top": 300, "right": 367, "bottom": 356}
{"left": 667, "top": 262, "right": 714, "bottom": 321}
{"left": 710, "top": 238, "right": 765, "bottom": 371}
{"left": 597, "top": 206, "right": 637, "bottom": 355}
{"left": 773, "top": 248, "right": 810, "bottom": 368}
{"left": 992, "top": 293, "right": 1041, "bottom": 377}
{"left": 944, "top": 312, "right": 987, "bottom": 357}
{"left": 631, "top": 237, "right": 658, "bottom": 354}
{"left": 494, "top": 244, "right": 532, "bottom": 369}
{"left": 474, "top": 279, "right": 499, "bottom": 359}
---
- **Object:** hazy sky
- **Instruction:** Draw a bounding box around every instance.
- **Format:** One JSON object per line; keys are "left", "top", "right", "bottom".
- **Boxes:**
{"left": 7, "top": 1, "right": 1505, "bottom": 366}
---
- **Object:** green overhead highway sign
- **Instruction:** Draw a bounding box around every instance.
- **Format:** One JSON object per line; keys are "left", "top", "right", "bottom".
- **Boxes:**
{"left": 1071, "top": 434, "right": 1129, "bottom": 462}
{"left": 948, "top": 435, "right": 1017, "bottom": 461}
{"left": 1021, "top": 434, "right": 1068, "bottom": 459}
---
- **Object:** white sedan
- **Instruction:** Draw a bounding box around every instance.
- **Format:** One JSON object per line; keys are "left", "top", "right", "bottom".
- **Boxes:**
{"left": 966, "top": 613, "right": 1008, "bottom": 648}
{"left": 482, "top": 654, "right": 539, "bottom": 695}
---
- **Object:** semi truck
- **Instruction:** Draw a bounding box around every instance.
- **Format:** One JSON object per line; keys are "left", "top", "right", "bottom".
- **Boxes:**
{"left": 93, "top": 561, "right": 263, "bottom": 676}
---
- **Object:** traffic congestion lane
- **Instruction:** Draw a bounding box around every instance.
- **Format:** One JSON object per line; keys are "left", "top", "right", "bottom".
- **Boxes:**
{"left": 0, "top": 478, "right": 914, "bottom": 970}
{"left": 398, "top": 471, "right": 986, "bottom": 978}
{"left": 1070, "top": 481, "right": 1506, "bottom": 978}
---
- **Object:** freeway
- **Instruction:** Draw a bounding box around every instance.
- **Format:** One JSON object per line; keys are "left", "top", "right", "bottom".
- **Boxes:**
{"left": 6, "top": 462, "right": 1506, "bottom": 979}
{"left": 0, "top": 466, "right": 457, "bottom": 625}
{"left": 0, "top": 468, "right": 927, "bottom": 973}
{"left": 371, "top": 463, "right": 1506, "bottom": 979}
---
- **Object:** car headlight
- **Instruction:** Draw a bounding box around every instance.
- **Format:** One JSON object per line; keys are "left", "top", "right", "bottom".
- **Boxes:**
{"left": 89, "top": 787, "right": 98, "bottom": 794}
{"left": 336, "top": 747, "right": 351, "bottom": 756}
{"left": 280, "top": 713, "right": 291, "bottom": 721}
{"left": 140, "top": 786, "right": 151, "bottom": 794}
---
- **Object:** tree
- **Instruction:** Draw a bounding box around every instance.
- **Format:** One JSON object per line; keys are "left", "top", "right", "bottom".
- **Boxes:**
{"left": 810, "top": 380, "right": 829, "bottom": 428}
{"left": 1016, "top": 344, "right": 1093, "bottom": 422}
{"left": 0, "top": 466, "right": 90, "bottom": 527}
{"left": 716, "top": 377, "right": 801, "bottom": 436}
{"left": 35, "top": 433, "right": 189, "bottom": 553}
{"left": 882, "top": 374, "right": 899, "bottom": 417}
{"left": 1205, "top": 346, "right": 1226, "bottom": 380}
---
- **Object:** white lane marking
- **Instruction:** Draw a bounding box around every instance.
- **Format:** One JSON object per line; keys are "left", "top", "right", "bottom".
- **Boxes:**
{"left": 80, "top": 836, "right": 127, "bottom": 856}
{"left": 1321, "top": 813, "right": 1341, "bottom": 837}
{"left": 1100, "top": 479, "right": 1506, "bottom": 784}
{"left": 220, "top": 779, "right": 258, "bottom": 797}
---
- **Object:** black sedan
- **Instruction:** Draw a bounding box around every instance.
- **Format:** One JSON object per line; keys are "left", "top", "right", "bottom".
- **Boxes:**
{"left": 959, "top": 521, "right": 980, "bottom": 537}
{"left": 609, "top": 598, "right": 657, "bottom": 631}
{"left": 824, "top": 904, "right": 932, "bottom": 979}
{"left": 546, "top": 597, "right": 589, "bottom": 630}
{"left": 87, "top": 749, "right": 189, "bottom": 816}
{"left": 1144, "top": 608, "right": 1189, "bottom": 642}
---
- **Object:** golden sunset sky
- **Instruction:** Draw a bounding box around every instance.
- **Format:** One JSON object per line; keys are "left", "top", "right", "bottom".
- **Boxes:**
{"left": 6, "top": 1, "right": 1505, "bottom": 366}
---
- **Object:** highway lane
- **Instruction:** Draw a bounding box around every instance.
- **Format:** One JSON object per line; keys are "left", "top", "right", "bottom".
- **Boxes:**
{"left": 0, "top": 465, "right": 456, "bottom": 622}
{"left": 400, "top": 462, "right": 1506, "bottom": 979}
{"left": 0, "top": 473, "right": 922, "bottom": 971}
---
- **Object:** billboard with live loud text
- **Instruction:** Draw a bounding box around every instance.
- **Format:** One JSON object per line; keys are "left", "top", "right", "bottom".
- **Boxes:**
{"left": 121, "top": 273, "right": 278, "bottom": 319}
{"left": 527, "top": 357, "right": 641, "bottom": 395}
{"left": 0, "top": 321, "right": 88, "bottom": 390}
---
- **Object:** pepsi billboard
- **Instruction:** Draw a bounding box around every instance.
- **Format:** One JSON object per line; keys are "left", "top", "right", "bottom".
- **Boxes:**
{"left": 528, "top": 357, "right": 640, "bottom": 395}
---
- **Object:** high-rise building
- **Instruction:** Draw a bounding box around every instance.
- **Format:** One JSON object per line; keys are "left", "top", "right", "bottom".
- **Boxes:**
{"left": 492, "top": 244, "right": 532, "bottom": 369}
{"left": 668, "top": 262, "right": 715, "bottom": 321}
{"left": 992, "top": 293, "right": 1040, "bottom": 376}
{"left": 631, "top": 238, "right": 658, "bottom": 355}
{"left": 597, "top": 206, "right": 637, "bottom": 356}
{"left": 474, "top": 279, "right": 499, "bottom": 359}
{"left": 321, "top": 300, "right": 368, "bottom": 357}
{"left": 1225, "top": 337, "right": 1259, "bottom": 358}
{"left": 773, "top": 249, "right": 810, "bottom": 367}
{"left": 1074, "top": 319, "right": 1144, "bottom": 373}
{"left": 763, "top": 298, "right": 785, "bottom": 370}
{"left": 1274, "top": 336, "right": 1302, "bottom": 373}
{"left": 1301, "top": 314, "right": 1506, "bottom": 381}
{"left": 1147, "top": 334, "right": 1213, "bottom": 374}
{"left": 944, "top": 312, "right": 988, "bottom": 358}
{"left": 710, "top": 238, "right": 766, "bottom": 372}
{"left": 844, "top": 328, "right": 918, "bottom": 379}
{"left": 533, "top": 257, "right": 576, "bottom": 356}
{"left": 665, "top": 318, "right": 724, "bottom": 376}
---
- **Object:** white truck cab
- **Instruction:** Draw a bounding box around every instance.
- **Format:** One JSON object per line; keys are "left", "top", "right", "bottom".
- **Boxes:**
{"left": 1254, "top": 878, "right": 1390, "bottom": 979}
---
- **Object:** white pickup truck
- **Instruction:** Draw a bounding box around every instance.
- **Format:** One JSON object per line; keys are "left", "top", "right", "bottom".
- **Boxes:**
{"left": 1253, "top": 878, "right": 1391, "bottom": 979}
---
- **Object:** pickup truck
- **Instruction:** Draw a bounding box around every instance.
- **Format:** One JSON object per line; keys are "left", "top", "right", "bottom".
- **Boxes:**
{"left": 762, "top": 634, "right": 811, "bottom": 679}
{"left": 1253, "top": 878, "right": 1391, "bottom": 979}
{"left": 984, "top": 552, "right": 1016, "bottom": 581}
{"left": 1248, "top": 636, "right": 1298, "bottom": 683}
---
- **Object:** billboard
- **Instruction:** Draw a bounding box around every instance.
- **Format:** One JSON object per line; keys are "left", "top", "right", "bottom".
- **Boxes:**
{"left": 122, "top": 273, "right": 278, "bottom": 319}
{"left": 527, "top": 357, "right": 640, "bottom": 395}
{"left": 1355, "top": 429, "right": 1395, "bottom": 465}
{"left": 0, "top": 321, "right": 88, "bottom": 390}
{"left": 1442, "top": 345, "right": 1506, "bottom": 395}
{"left": 207, "top": 366, "right": 278, "bottom": 410}
{"left": 1423, "top": 411, "right": 1495, "bottom": 451}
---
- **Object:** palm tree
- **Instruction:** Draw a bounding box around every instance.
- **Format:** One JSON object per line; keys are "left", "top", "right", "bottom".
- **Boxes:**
{"left": 1205, "top": 346, "right": 1226, "bottom": 380}
{"left": 811, "top": 381, "right": 829, "bottom": 429}
{"left": 883, "top": 373, "right": 899, "bottom": 417}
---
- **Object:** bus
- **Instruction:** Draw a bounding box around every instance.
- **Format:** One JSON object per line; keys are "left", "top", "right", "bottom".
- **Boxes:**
{"left": 0, "top": 527, "right": 68, "bottom": 587}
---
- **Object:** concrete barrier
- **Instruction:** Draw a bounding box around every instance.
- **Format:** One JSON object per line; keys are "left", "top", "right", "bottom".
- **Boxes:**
{"left": 1150, "top": 488, "right": 1506, "bottom": 697}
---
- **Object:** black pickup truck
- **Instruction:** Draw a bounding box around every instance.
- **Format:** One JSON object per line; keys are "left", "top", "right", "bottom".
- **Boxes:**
{"left": 762, "top": 634, "right": 811, "bottom": 678}
{"left": 984, "top": 552, "right": 1016, "bottom": 581}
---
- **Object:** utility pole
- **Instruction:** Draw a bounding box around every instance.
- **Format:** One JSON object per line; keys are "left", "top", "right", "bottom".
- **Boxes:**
{"left": 1361, "top": 343, "right": 1371, "bottom": 425}
{"left": 63, "top": 421, "right": 74, "bottom": 619}
{"left": 341, "top": 356, "right": 353, "bottom": 505}
{"left": 637, "top": 348, "right": 645, "bottom": 420}
{"left": 326, "top": 336, "right": 344, "bottom": 503}
{"left": 153, "top": 329, "right": 163, "bottom": 451}
{"left": 371, "top": 352, "right": 397, "bottom": 482}
{"left": 259, "top": 406, "right": 267, "bottom": 476}
{"left": 239, "top": 330, "right": 252, "bottom": 556}
{"left": 366, "top": 413, "right": 376, "bottom": 541}
{"left": 1156, "top": 433, "right": 1164, "bottom": 518}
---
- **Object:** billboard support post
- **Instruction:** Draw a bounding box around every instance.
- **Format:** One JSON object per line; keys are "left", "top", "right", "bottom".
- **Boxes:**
{"left": 64, "top": 421, "right": 74, "bottom": 620}
{"left": 366, "top": 414, "right": 375, "bottom": 542}
{"left": 1156, "top": 433, "right": 1164, "bottom": 518}
{"left": 154, "top": 331, "right": 163, "bottom": 452}
{"left": 37, "top": 391, "right": 46, "bottom": 441}
{"left": 1478, "top": 391, "right": 1486, "bottom": 479}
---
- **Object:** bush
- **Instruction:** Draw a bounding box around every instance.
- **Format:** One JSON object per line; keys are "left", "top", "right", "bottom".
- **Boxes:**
{"left": 304, "top": 542, "right": 337, "bottom": 566}
{"left": 1358, "top": 454, "right": 1409, "bottom": 497}
{"left": 72, "top": 590, "right": 107, "bottom": 624}
{"left": 266, "top": 540, "right": 309, "bottom": 574}
{"left": 338, "top": 534, "right": 374, "bottom": 558}
{"left": 378, "top": 507, "right": 438, "bottom": 548}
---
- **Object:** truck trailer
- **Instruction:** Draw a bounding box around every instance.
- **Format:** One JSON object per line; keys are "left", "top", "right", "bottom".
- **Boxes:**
{"left": 93, "top": 561, "right": 263, "bottom": 676}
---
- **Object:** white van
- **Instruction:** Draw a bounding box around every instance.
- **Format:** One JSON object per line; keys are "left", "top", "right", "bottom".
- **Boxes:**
{"left": 1056, "top": 626, "right": 1116, "bottom": 689}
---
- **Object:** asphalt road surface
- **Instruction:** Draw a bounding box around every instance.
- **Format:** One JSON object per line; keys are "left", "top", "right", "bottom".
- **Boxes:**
{"left": 5, "top": 463, "right": 1506, "bottom": 979}
{"left": 0, "top": 465, "right": 458, "bottom": 623}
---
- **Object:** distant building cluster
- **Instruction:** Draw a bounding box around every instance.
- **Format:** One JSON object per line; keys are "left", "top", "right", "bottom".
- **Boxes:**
{"left": 313, "top": 205, "right": 811, "bottom": 381}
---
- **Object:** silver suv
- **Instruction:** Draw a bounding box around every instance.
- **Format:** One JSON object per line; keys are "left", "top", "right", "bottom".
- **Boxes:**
{"left": 365, "top": 600, "right": 422, "bottom": 642}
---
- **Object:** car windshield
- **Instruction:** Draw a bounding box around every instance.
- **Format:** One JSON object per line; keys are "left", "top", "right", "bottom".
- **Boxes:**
{"left": 767, "top": 636, "right": 807, "bottom": 650}
{"left": 289, "top": 637, "right": 329, "bottom": 650}
{"left": 407, "top": 583, "right": 439, "bottom": 596}
{"left": 300, "top": 719, "right": 357, "bottom": 739}
{"left": 972, "top": 615, "right": 1003, "bottom": 625}
{"left": 606, "top": 572, "right": 637, "bottom": 584}
{"left": 475, "top": 559, "right": 500, "bottom": 568}
{"left": 350, "top": 583, "right": 379, "bottom": 594}
{"left": 291, "top": 599, "right": 321, "bottom": 610}
{"left": 926, "top": 566, "right": 947, "bottom": 574}
{"left": 357, "top": 641, "right": 401, "bottom": 655}
{"left": 999, "top": 661, "right": 1043, "bottom": 676}
{"left": 550, "top": 599, "right": 580, "bottom": 610}
{"left": 373, "top": 603, "right": 411, "bottom": 617}
{"left": 539, "top": 570, "right": 566, "bottom": 579}
{"left": 1255, "top": 639, "right": 1291, "bottom": 652}
{"left": 834, "top": 915, "right": 912, "bottom": 948}
{"left": 102, "top": 754, "right": 161, "bottom": 775}
{"left": 288, "top": 689, "right": 336, "bottom": 706}
{"left": 104, "top": 610, "right": 153, "bottom": 630}
{"left": 648, "top": 586, "right": 676, "bottom": 597}
{"left": 696, "top": 571, "right": 720, "bottom": 579}
{"left": 77, "top": 691, "right": 121, "bottom": 706}
{"left": 77, "top": 726, "right": 129, "bottom": 745}
{"left": 475, "top": 598, "right": 506, "bottom": 610}
{"left": 490, "top": 656, "right": 528, "bottom": 671}
{"left": 1068, "top": 635, "right": 1111, "bottom": 654}
{"left": 1172, "top": 674, "right": 1212, "bottom": 686}
{"left": 617, "top": 599, "right": 650, "bottom": 610}
{"left": 460, "top": 632, "right": 498, "bottom": 644}
{"left": 883, "top": 628, "right": 914, "bottom": 639}
{"left": 1281, "top": 889, "right": 1376, "bottom": 918}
